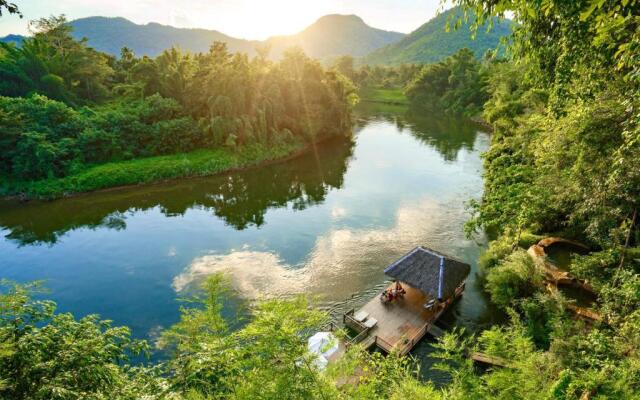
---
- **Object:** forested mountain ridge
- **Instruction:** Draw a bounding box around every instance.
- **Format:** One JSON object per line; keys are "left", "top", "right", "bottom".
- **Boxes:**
{"left": 61, "top": 14, "right": 404, "bottom": 60}
{"left": 266, "top": 14, "right": 404, "bottom": 61}
{"left": 362, "top": 6, "right": 512, "bottom": 65}
{"left": 0, "top": 34, "right": 25, "bottom": 46}
{"left": 67, "top": 16, "right": 260, "bottom": 57}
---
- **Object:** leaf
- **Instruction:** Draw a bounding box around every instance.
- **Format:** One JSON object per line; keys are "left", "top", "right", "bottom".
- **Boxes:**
{"left": 580, "top": 1, "right": 599, "bottom": 21}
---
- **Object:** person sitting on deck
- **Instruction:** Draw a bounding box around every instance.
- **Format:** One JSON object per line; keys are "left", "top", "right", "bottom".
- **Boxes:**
{"left": 392, "top": 281, "right": 406, "bottom": 297}
{"left": 380, "top": 281, "right": 406, "bottom": 303}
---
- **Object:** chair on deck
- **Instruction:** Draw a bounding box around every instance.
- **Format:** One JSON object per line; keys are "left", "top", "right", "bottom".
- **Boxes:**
{"left": 354, "top": 310, "right": 369, "bottom": 323}
{"left": 363, "top": 317, "right": 378, "bottom": 329}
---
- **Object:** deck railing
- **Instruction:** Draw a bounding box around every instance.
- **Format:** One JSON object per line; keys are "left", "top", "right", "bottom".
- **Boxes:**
{"left": 342, "top": 309, "right": 373, "bottom": 347}
{"left": 321, "top": 320, "right": 339, "bottom": 332}
{"left": 348, "top": 328, "right": 371, "bottom": 346}
{"left": 374, "top": 336, "right": 395, "bottom": 353}
{"left": 403, "top": 323, "right": 429, "bottom": 354}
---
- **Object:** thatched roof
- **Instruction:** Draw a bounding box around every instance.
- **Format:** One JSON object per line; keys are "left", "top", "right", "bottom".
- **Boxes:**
{"left": 384, "top": 246, "right": 471, "bottom": 300}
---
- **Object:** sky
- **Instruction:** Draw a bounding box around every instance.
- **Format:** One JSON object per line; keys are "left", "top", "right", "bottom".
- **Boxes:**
{"left": 0, "top": 0, "right": 447, "bottom": 39}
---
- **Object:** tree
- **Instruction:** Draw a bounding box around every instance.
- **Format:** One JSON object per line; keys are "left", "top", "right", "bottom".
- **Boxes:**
{"left": 405, "top": 47, "right": 488, "bottom": 115}
{"left": 333, "top": 55, "right": 355, "bottom": 81}
{"left": 0, "top": 280, "right": 154, "bottom": 400}
{"left": 0, "top": 15, "right": 113, "bottom": 103}
{"left": 0, "top": 0, "right": 20, "bottom": 18}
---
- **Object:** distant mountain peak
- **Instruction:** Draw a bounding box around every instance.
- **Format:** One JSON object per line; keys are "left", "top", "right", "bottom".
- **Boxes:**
{"left": 314, "top": 14, "right": 366, "bottom": 24}
{"left": 262, "top": 13, "right": 404, "bottom": 61}
{"left": 0, "top": 34, "right": 26, "bottom": 46}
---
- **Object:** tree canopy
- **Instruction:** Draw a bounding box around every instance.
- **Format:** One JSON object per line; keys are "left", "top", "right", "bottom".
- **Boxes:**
{"left": 0, "top": 16, "right": 356, "bottom": 189}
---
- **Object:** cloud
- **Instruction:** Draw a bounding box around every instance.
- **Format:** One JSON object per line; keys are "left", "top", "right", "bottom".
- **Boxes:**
{"left": 172, "top": 196, "right": 474, "bottom": 300}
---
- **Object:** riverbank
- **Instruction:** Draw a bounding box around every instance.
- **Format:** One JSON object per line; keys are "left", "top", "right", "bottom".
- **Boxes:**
{"left": 1, "top": 140, "right": 324, "bottom": 200}
{"left": 358, "top": 87, "right": 409, "bottom": 105}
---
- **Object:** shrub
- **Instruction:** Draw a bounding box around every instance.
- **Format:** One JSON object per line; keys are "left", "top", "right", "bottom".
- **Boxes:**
{"left": 485, "top": 249, "right": 543, "bottom": 308}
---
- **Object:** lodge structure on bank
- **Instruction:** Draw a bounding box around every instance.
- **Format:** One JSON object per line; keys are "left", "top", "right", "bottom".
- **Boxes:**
{"left": 340, "top": 246, "right": 470, "bottom": 355}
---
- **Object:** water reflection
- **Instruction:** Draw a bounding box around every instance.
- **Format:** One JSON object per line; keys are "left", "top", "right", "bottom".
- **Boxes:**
{"left": 0, "top": 103, "right": 499, "bottom": 351}
{"left": 0, "top": 105, "right": 480, "bottom": 247}
{"left": 355, "top": 102, "right": 480, "bottom": 162}
{"left": 0, "top": 135, "right": 354, "bottom": 245}
{"left": 173, "top": 198, "right": 471, "bottom": 298}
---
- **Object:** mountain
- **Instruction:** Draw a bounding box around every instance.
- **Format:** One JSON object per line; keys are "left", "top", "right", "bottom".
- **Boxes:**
{"left": 266, "top": 14, "right": 404, "bottom": 61}
{"left": 362, "top": 7, "right": 513, "bottom": 65}
{"left": 65, "top": 15, "right": 404, "bottom": 61}
{"left": 68, "top": 17, "right": 259, "bottom": 57}
{"left": 0, "top": 34, "right": 26, "bottom": 46}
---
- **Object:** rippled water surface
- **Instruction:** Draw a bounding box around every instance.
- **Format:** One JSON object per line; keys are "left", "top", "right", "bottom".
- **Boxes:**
{"left": 0, "top": 103, "right": 502, "bottom": 369}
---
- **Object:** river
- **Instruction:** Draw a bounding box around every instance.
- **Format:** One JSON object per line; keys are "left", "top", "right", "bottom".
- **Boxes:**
{"left": 0, "top": 102, "right": 503, "bottom": 376}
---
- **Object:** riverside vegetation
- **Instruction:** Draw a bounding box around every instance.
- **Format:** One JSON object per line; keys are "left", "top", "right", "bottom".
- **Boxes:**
{"left": 0, "top": 16, "right": 356, "bottom": 198}
{"left": 1, "top": 0, "right": 640, "bottom": 399}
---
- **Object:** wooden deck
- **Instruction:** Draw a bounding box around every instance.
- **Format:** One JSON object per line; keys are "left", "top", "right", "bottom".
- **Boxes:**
{"left": 344, "top": 283, "right": 460, "bottom": 355}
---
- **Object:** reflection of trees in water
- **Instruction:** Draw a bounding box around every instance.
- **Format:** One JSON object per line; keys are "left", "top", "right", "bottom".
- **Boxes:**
{"left": 355, "top": 103, "right": 480, "bottom": 162}
{"left": 0, "top": 136, "right": 355, "bottom": 245}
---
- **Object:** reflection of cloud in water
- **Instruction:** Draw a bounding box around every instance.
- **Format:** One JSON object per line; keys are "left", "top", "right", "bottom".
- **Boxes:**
{"left": 173, "top": 197, "right": 472, "bottom": 300}
{"left": 173, "top": 250, "right": 306, "bottom": 294}
{"left": 331, "top": 206, "right": 347, "bottom": 219}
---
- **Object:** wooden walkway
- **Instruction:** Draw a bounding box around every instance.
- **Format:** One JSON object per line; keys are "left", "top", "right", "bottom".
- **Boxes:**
{"left": 344, "top": 283, "right": 459, "bottom": 355}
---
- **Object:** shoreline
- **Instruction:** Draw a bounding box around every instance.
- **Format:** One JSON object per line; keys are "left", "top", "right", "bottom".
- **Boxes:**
{"left": 469, "top": 116, "right": 493, "bottom": 132}
{"left": 1, "top": 135, "right": 346, "bottom": 202}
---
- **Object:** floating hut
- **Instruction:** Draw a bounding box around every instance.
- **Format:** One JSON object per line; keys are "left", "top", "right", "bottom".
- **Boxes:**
{"left": 343, "top": 246, "right": 470, "bottom": 355}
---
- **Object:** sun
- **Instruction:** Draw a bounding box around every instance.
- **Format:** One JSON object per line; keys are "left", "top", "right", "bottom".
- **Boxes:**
{"left": 197, "top": 0, "right": 334, "bottom": 40}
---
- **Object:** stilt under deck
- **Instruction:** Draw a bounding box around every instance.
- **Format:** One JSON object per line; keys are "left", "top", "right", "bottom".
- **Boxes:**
{"left": 344, "top": 282, "right": 462, "bottom": 355}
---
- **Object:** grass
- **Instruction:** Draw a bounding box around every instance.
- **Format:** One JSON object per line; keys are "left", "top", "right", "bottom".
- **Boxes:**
{"left": 1, "top": 142, "right": 304, "bottom": 200}
{"left": 358, "top": 87, "right": 409, "bottom": 105}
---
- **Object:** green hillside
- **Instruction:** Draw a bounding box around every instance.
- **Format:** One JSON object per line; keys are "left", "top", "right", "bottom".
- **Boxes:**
{"left": 267, "top": 14, "right": 404, "bottom": 61}
{"left": 68, "top": 17, "right": 259, "bottom": 57}
{"left": 0, "top": 34, "right": 25, "bottom": 46}
{"left": 362, "top": 6, "right": 512, "bottom": 65}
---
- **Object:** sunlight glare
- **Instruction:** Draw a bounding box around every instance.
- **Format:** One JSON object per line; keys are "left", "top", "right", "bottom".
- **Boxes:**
{"left": 198, "top": 0, "right": 334, "bottom": 39}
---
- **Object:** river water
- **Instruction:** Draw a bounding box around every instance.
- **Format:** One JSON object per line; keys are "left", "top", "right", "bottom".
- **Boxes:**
{"left": 0, "top": 102, "right": 503, "bottom": 373}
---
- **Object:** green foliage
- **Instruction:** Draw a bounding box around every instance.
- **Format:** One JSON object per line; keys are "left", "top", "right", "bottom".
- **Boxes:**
{"left": 485, "top": 249, "right": 543, "bottom": 308}
{"left": 362, "top": 6, "right": 512, "bottom": 66}
{"left": 3, "top": 275, "right": 640, "bottom": 399}
{"left": 353, "top": 63, "right": 423, "bottom": 90}
{"left": 358, "top": 88, "right": 408, "bottom": 105}
{"left": 3, "top": 2, "right": 640, "bottom": 399}
{"left": 0, "top": 16, "right": 112, "bottom": 103}
{"left": 1, "top": 143, "right": 301, "bottom": 199}
{"left": 477, "top": 235, "right": 516, "bottom": 273}
{"left": 0, "top": 17, "right": 356, "bottom": 196}
{"left": 0, "top": 280, "right": 153, "bottom": 400}
{"left": 406, "top": 48, "right": 489, "bottom": 115}
{"left": 160, "top": 275, "right": 334, "bottom": 399}
{"left": 454, "top": 0, "right": 640, "bottom": 398}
